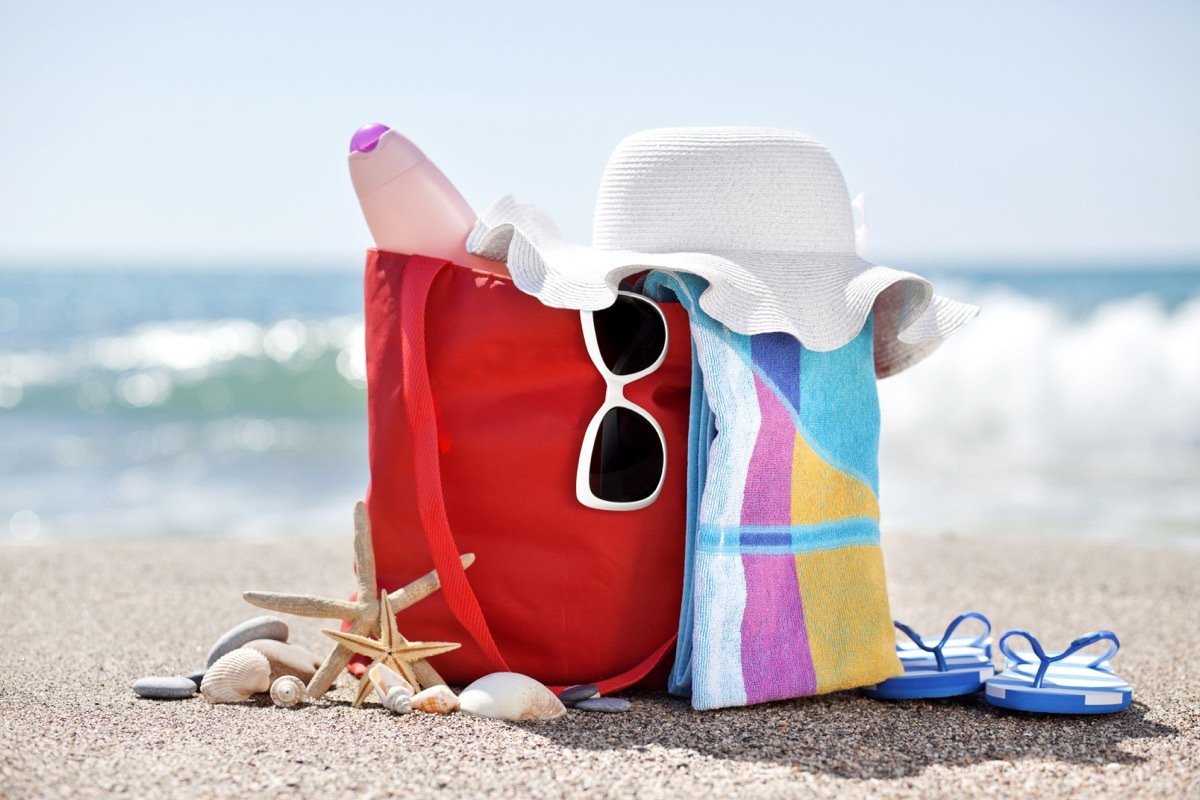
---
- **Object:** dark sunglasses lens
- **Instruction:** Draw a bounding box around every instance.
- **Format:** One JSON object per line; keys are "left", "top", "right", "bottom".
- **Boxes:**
{"left": 592, "top": 296, "right": 666, "bottom": 376}
{"left": 589, "top": 407, "right": 664, "bottom": 503}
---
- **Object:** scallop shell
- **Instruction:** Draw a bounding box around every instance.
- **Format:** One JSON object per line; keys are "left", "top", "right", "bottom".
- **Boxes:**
{"left": 411, "top": 684, "right": 459, "bottom": 714}
{"left": 270, "top": 675, "right": 307, "bottom": 708}
{"left": 383, "top": 687, "right": 412, "bottom": 714}
{"left": 200, "top": 647, "right": 271, "bottom": 704}
{"left": 457, "top": 672, "right": 565, "bottom": 722}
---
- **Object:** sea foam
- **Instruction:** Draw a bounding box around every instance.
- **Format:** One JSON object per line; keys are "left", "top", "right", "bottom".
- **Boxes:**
{"left": 878, "top": 288, "right": 1200, "bottom": 542}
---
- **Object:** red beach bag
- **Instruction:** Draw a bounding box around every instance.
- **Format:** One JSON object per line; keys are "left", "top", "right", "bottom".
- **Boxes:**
{"left": 364, "top": 251, "right": 692, "bottom": 692}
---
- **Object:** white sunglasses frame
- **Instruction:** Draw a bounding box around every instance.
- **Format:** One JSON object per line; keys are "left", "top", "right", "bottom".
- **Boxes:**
{"left": 575, "top": 290, "right": 669, "bottom": 511}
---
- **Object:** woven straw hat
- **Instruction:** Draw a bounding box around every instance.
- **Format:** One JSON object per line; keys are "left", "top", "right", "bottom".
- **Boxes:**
{"left": 467, "top": 127, "right": 978, "bottom": 377}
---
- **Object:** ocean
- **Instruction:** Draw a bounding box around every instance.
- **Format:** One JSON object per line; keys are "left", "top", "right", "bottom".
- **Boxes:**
{"left": 2, "top": 264, "right": 1197, "bottom": 546}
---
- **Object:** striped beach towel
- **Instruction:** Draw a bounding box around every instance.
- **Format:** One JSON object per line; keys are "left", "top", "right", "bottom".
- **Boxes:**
{"left": 644, "top": 271, "right": 903, "bottom": 710}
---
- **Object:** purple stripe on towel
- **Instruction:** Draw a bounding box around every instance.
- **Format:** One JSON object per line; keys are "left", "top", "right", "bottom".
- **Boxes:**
{"left": 741, "top": 531, "right": 792, "bottom": 547}
{"left": 740, "top": 553, "right": 817, "bottom": 702}
{"left": 751, "top": 332, "right": 801, "bottom": 413}
{"left": 740, "top": 376, "right": 795, "bottom": 526}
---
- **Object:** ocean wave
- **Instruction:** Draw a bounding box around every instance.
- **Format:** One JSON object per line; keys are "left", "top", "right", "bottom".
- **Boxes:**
{"left": 0, "top": 315, "right": 367, "bottom": 414}
{"left": 0, "top": 310, "right": 374, "bottom": 541}
{"left": 878, "top": 289, "right": 1200, "bottom": 540}
{"left": 3, "top": 286, "right": 1198, "bottom": 543}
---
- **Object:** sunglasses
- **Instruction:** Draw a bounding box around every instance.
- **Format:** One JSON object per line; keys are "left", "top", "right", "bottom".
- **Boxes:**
{"left": 576, "top": 291, "right": 669, "bottom": 511}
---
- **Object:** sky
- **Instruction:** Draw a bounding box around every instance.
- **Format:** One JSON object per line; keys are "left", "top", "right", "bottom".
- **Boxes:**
{"left": 1, "top": 0, "right": 1197, "bottom": 267}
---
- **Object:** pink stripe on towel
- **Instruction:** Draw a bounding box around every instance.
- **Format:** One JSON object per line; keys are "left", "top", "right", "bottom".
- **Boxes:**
{"left": 739, "top": 553, "right": 817, "bottom": 703}
{"left": 740, "top": 376, "right": 795, "bottom": 526}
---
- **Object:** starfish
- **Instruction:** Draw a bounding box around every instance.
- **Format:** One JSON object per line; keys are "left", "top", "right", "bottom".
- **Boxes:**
{"left": 323, "top": 591, "right": 461, "bottom": 707}
{"left": 242, "top": 501, "right": 474, "bottom": 698}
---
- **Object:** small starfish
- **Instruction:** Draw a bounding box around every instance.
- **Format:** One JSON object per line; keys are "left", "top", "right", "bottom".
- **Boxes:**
{"left": 323, "top": 591, "right": 461, "bottom": 707}
{"left": 242, "top": 501, "right": 474, "bottom": 698}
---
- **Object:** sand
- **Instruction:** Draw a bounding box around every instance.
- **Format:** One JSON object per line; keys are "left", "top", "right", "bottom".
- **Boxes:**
{"left": 1, "top": 530, "right": 1197, "bottom": 799}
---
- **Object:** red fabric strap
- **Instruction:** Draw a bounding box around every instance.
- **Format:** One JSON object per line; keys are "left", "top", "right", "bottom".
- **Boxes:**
{"left": 563, "top": 635, "right": 678, "bottom": 697}
{"left": 400, "top": 255, "right": 510, "bottom": 672}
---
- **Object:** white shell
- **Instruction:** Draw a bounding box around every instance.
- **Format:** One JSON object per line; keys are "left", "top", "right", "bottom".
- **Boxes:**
{"left": 383, "top": 687, "right": 412, "bottom": 714}
{"left": 411, "top": 684, "right": 459, "bottom": 714}
{"left": 270, "top": 675, "right": 307, "bottom": 708}
{"left": 367, "top": 664, "right": 414, "bottom": 708}
{"left": 201, "top": 648, "right": 271, "bottom": 704}
{"left": 457, "top": 672, "right": 565, "bottom": 722}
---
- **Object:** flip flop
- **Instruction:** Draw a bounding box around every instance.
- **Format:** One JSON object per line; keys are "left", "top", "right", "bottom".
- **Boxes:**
{"left": 863, "top": 612, "right": 995, "bottom": 700}
{"left": 984, "top": 629, "right": 1132, "bottom": 714}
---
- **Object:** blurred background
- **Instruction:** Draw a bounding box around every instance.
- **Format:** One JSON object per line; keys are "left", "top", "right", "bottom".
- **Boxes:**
{"left": 1, "top": 1, "right": 1197, "bottom": 544}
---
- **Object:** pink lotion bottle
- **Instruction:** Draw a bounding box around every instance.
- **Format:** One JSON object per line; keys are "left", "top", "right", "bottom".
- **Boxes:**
{"left": 348, "top": 124, "right": 507, "bottom": 275}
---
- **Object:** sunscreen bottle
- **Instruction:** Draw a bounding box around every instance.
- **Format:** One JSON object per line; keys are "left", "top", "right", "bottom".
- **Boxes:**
{"left": 348, "top": 124, "right": 507, "bottom": 275}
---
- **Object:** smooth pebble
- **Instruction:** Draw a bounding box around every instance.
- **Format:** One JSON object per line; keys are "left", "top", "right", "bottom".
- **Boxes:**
{"left": 133, "top": 676, "right": 198, "bottom": 699}
{"left": 559, "top": 684, "right": 599, "bottom": 706}
{"left": 205, "top": 616, "right": 288, "bottom": 667}
{"left": 243, "top": 639, "right": 322, "bottom": 683}
{"left": 574, "top": 697, "right": 631, "bottom": 713}
{"left": 183, "top": 669, "right": 206, "bottom": 689}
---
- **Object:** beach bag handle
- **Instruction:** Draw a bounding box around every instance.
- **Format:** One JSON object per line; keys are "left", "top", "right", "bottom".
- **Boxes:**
{"left": 400, "top": 254, "right": 676, "bottom": 694}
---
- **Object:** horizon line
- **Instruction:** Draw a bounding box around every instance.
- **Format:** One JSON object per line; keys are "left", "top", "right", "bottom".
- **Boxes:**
{"left": 2, "top": 253, "right": 1199, "bottom": 273}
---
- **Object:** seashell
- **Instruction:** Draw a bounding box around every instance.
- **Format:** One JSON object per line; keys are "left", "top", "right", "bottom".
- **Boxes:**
{"left": 270, "top": 675, "right": 307, "bottom": 708}
{"left": 244, "top": 639, "right": 323, "bottom": 684}
{"left": 457, "top": 672, "right": 566, "bottom": 722}
{"left": 200, "top": 647, "right": 271, "bottom": 704}
{"left": 383, "top": 687, "right": 412, "bottom": 714}
{"left": 367, "top": 663, "right": 414, "bottom": 707}
{"left": 411, "top": 684, "right": 459, "bottom": 714}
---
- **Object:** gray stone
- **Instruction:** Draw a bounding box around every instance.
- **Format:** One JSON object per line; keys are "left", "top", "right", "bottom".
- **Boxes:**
{"left": 205, "top": 616, "right": 288, "bottom": 667}
{"left": 133, "top": 676, "right": 197, "bottom": 699}
{"left": 574, "top": 697, "right": 631, "bottom": 713}
{"left": 183, "top": 669, "right": 206, "bottom": 689}
{"left": 243, "top": 638, "right": 323, "bottom": 683}
{"left": 559, "top": 684, "right": 599, "bottom": 706}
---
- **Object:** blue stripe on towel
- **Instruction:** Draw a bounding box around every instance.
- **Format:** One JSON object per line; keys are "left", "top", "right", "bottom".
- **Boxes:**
{"left": 698, "top": 518, "right": 881, "bottom": 555}
{"left": 751, "top": 332, "right": 801, "bottom": 413}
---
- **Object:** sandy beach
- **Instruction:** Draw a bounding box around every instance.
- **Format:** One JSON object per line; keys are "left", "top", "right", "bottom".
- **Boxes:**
{"left": 1, "top": 530, "right": 1196, "bottom": 799}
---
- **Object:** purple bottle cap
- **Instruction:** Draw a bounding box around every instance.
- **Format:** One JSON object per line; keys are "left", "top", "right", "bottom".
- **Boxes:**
{"left": 350, "top": 123, "right": 390, "bottom": 154}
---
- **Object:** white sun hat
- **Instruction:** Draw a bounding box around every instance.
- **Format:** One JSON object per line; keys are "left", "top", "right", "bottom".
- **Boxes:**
{"left": 467, "top": 126, "right": 978, "bottom": 378}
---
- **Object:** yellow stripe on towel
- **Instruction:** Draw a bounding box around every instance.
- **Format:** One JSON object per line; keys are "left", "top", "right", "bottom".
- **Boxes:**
{"left": 790, "top": 431, "right": 880, "bottom": 524}
{"left": 794, "top": 545, "right": 904, "bottom": 693}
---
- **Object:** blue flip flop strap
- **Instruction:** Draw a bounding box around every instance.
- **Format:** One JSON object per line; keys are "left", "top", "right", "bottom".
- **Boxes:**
{"left": 893, "top": 612, "right": 992, "bottom": 673}
{"left": 998, "top": 630, "right": 1121, "bottom": 688}
{"left": 936, "top": 611, "right": 992, "bottom": 651}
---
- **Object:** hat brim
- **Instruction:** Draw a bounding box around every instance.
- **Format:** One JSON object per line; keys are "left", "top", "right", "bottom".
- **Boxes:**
{"left": 467, "top": 195, "right": 979, "bottom": 378}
